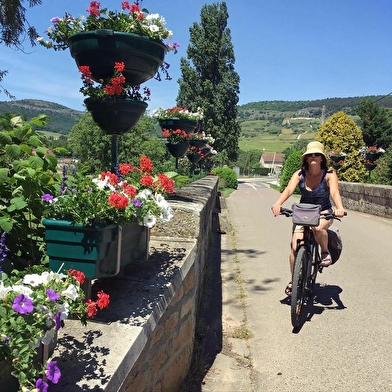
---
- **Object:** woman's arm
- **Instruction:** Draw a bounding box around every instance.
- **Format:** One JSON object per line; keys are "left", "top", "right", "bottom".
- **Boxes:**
{"left": 327, "top": 171, "right": 345, "bottom": 217}
{"left": 271, "top": 170, "right": 301, "bottom": 216}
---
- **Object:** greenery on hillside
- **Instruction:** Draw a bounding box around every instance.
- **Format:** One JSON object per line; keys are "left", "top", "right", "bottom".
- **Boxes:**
{"left": 0, "top": 99, "right": 83, "bottom": 135}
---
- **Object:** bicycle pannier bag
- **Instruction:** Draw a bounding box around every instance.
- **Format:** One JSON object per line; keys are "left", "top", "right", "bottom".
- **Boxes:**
{"left": 327, "top": 228, "right": 343, "bottom": 264}
{"left": 292, "top": 203, "right": 321, "bottom": 226}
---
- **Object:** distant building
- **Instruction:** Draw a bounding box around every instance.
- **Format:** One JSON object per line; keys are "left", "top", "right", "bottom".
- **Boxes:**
{"left": 260, "top": 152, "right": 285, "bottom": 175}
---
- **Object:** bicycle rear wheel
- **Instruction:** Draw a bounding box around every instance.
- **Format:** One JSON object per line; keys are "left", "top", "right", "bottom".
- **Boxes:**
{"left": 291, "top": 247, "right": 309, "bottom": 328}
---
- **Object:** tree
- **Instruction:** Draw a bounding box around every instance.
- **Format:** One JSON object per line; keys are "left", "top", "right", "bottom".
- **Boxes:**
{"left": 317, "top": 111, "right": 368, "bottom": 182}
{"left": 68, "top": 114, "right": 171, "bottom": 174}
{"left": 355, "top": 98, "right": 392, "bottom": 149}
{"left": 279, "top": 150, "right": 302, "bottom": 193}
{"left": 0, "top": 0, "right": 40, "bottom": 48}
{"left": 176, "top": 2, "right": 241, "bottom": 162}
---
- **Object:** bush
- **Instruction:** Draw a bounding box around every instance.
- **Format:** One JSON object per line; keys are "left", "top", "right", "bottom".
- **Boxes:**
{"left": 211, "top": 167, "right": 238, "bottom": 189}
{"left": 279, "top": 150, "right": 302, "bottom": 192}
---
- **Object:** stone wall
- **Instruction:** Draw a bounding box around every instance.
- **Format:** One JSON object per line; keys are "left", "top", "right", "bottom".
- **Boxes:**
{"left": 51, "top": 175, "right": 220, "bottom": 392}
{"left": 339, "top": 181, "right": 392, "bottom": 218}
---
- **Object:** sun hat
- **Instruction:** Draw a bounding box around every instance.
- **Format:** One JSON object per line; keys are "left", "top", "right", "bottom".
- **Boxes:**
{"left": 302, "top": 141, "right": 326, "bottom": 160}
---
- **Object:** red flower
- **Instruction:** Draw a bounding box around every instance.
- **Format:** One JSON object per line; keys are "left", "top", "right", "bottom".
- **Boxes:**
{"left": 140, "top": 155, "right": 153, "bottom": 174}
{"left": 162, "top": 129, "right": 170, "bottom": 138}
{"left": 96, "top": 291, "right": 110, "bottom": 310}
{"left": 78, "top": 66, "right": 92, "bottom": 78}
{"left": 157, "top": 174, "right": 174, "bottom": 194}
{"left": 68, "top": 269, "right": 85, "bottom": 285}
{"left": 114, "top": 61, "right": 125, "bottom": 72}
{"left": 86, "top": 1, "right": 100, "bottom": 17}
{"left": 119, "top": 163, "right": 134, "bottom": 174}
{"left": 108, "top": 192, "right": 129, "bottom": 209}
{"left": 121, "top": 1, "right": 130, "bottom": 10}
{"left": 140, "top": 175, "right": 154, "bottom": 187}
{"left": 99, "top": 171, "right": 118, "bottom": 185}
{"left": 86, "top": 300, "right": 98, "bottom": 318}
{"left": 123, "top": 184, "right": 137, "bottom": 198}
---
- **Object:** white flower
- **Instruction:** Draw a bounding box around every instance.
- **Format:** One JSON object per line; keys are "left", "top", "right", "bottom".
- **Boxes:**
{"left": 143, "top": 212, "right": 157, "bottom": 228}
{"left": 22, "top": 274, "right": 44, "bottom": 287}
{"left": 57, "top": 301, "right": 70, "bottom": 321}
{"left": 0, "top": 282, "right": 12, "bottom": 299}
{"left": 149, "top": 25, "right": 159, "bottom": 33}
{"left": 10, "top": 284, "right": 33, "bottom": 298}
{"left": 138, "top": 189, "right": 153, "bottom": 199}
{"left": 62, "top": 284, "right": 79, "bottom": 301}
{"left": 41, "top": 328, "right": 56, "bottom": 345}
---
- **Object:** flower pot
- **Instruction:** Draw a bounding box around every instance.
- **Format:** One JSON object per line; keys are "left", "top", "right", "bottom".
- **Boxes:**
{"left": 189, "top": 139, "right": 207, "bottom": 148}
{"left": 159, "top": 118, "right": 198, "bottom": 135}
{"left": 166, "top": 141, "right": 190, "bottom": 158}
{"left": 69, "top": 30, "right": 166, "bottom": 85}
{"left": 365, "top": 152, "right": 382, "bottom": 162}
{"left": 85, "top": 98, "right": 147, "bottom": 135}
{"left": 43, "top": 219, "right": 149, "bottom": 279}
{"left": 365, "top": 163, "right": 377, "bottom": 171}
{"left": 187, "top": 153, "right": 202, "bottom": 164}
{"left": 330, "top": 155, "right": 346, "bottom": 163}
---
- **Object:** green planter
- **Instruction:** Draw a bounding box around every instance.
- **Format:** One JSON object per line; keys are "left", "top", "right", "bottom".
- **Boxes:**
{"left": 166, "top": 141, "right": 190, "bottom": 158}
{"left": 159, "top": 118, "right": 198, "bottom": 135}
{"left": 84, "top": 98, "right": 148, "bottom": 135}
{"left": 69, "top": 30, "right": 166, "bottom": 85}
{"left": 43, "top": 219, "right": 149, "bottom": 279}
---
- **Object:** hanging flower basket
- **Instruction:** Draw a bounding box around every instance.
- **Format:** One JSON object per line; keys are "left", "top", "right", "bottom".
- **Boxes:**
{"left": 84, "top": 98, "right": 147, "bottom": 135}
{"left": 365, "top": 152, "right": 383, "bottom": 162}
{"left": 187, "top": 153, "right": 202, "bottom": 164}
{"left": 69, "top": 30, "right": 166, "bottom": 85}
{"left": 166, "top": 141, "right": 190, "bottom": 158}
{"left": 365, "top": 163, "right": 377, "bottom": 171}
{"left": 159, "top": 118, "right": 198, "bottom": 135}
{"left": 189, "top": 139, "right": 207, "bottom": 148}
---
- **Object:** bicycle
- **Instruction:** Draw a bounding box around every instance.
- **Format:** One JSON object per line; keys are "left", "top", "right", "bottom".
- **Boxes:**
{"left": 280, "top": 205, "right": 346, "bottom": 329}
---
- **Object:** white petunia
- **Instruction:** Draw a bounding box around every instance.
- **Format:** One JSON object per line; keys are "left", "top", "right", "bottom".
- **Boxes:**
{"left": 62, "top": 284, "right": 79, "bottom": 301}
{"left": 149, "top": 25, "right": 159, "bottom": 33}
{"left": 143, "top": 212, "right": 157, "bottom": 228}
{"left": 22, "top": 274, "right": 44, "bottom": 287}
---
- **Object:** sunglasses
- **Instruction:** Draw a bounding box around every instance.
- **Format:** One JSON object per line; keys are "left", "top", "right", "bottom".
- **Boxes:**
{"left": 307, "top": 153, "right": 322, "bottom": 157}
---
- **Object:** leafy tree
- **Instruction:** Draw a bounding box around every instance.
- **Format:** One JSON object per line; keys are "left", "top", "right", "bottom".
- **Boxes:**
{"left": 355, "top": 98, "right": 392, "bottom": 149}
{"left": 177, "top": 2, "right": 241, "bottom": 162}
{"left": 68, "top": 114, "right": 171, "bottom": 174}
{"left": 0, "top": 0, "right": 40, "bottom": 48}
{"left": 317, "top": 111, "right": 367, "bottom": 182}
{"left": 236, "top": 149, "right": 262, "bottom": 175}
{"left": 371, "top": 146, "right": 392, "bottom": 185}
{"left": 279, "top": 149, "right": 302, "bottom": 193}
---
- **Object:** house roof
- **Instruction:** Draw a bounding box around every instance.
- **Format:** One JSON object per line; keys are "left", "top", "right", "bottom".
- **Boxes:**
{"left": 261, "top": 153, "right": 285, "bottom": 164}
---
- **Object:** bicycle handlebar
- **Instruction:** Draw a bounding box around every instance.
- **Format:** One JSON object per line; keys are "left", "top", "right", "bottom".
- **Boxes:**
{"left": 280, "top": 208, "right": 347, "bottom": 221}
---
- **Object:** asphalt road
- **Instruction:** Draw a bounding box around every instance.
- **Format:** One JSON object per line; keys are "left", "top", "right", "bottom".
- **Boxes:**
{"left": 201, "top": 177, "right": 392, "bottom": 392}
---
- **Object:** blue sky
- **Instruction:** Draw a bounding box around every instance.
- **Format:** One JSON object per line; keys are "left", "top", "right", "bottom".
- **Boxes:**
{"left": 1, "top": 0, "right": 392, "bottom": 113}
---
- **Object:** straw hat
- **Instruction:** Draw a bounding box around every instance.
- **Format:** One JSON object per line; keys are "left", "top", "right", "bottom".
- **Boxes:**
{"left": 301, "top": 141, "right": 326, "bottom": 160}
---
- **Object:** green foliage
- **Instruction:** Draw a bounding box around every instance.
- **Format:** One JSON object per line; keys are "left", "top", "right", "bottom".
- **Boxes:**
{"left": 355, "top": 98, "right": 392, "bottom": 149}
{"left": 371, "top": 146, "right": 392, "bottom": 184}
{"left": 0, "top": 113, "right": 59, "bottom": 269}
{"left": 177, "top": 2, "right": 241, "bottom": 162}
{"left": 317, "top": 111, "right": 368, "bottom": 182}
{"left": 211, "top": 167, "right": 238, "bottom": 189}
{"left": 279, "top": 150, "right": 302, "bottom": 192}
{"left": 236, "top": 149, "right": 262, "bottom": 175}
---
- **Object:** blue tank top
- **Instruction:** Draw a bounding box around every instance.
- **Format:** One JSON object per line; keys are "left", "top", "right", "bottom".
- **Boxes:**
{"left": 298, "top": 169, "right": 332, "bottom": 210}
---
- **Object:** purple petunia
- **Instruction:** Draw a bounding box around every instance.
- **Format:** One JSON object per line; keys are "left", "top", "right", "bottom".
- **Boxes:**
{"left": 55, "top": 311, "right": 62, "bottom": 331}
{"left": 35, "top": 377, "right": 49, "bottom": 392}
{"left": 41, "top": 194, "right": 54, "bottom": 202}
{"left": 46, "top": 289, "right": 60, "bottom": 301}
{"left": 0, "top": 231, "right": 7, "bottom": 273}
{"left": 12, "top": 294, "right": 34, "bottom": 314}
{"left": 46, "top": 360, "right": 61, "bottom": 384}
{"left": 132, "top": 199, "right": 142, "bottom": 207}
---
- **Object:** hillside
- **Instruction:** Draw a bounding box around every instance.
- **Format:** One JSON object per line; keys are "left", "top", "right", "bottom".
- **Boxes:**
{"left": 237, "top": 95, "right": 392, "bottom": 152}
{"left": 0, "top": 99, "right": 84, "bottom": 135}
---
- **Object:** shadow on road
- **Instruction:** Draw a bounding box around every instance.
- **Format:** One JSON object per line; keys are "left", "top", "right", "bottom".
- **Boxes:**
{"left": 280, "top": 283, "right": 346, "bottom": 333}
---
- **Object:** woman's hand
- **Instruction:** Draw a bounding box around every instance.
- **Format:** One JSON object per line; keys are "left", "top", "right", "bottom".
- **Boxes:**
{"left": 271, "top": 204, "right": 282, "bottom": 216}
{"left": 334, "top": 208, "right": 345, "bottom": 218}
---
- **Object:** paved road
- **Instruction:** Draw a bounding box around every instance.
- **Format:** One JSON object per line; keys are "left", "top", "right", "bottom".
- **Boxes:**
{"left": 202, "top": 178, "right": 392, "bottom": 392}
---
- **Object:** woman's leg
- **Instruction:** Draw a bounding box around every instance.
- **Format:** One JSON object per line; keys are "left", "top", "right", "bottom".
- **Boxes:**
{"left": 313, "top": 219, "right": 333, "bottom": 266}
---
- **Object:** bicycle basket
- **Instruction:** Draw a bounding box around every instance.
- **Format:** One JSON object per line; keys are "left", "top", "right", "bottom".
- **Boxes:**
{"left": 292, "top": 203, "right": 321, "bottom": 226}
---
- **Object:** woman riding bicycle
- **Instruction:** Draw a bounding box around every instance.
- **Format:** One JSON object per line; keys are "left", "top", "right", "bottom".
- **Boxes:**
{"left": 271, "top": 141, "right": 345, "bottom": 296}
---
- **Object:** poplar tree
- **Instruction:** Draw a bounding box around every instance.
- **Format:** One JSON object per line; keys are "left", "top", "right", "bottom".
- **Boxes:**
{"left": 177, "top": 2, "right": 241, "bottom": 162}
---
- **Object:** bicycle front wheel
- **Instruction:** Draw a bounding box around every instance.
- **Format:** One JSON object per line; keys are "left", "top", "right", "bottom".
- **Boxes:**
{"left": 291, "top": 246, "right": 309, "bottom": 328}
